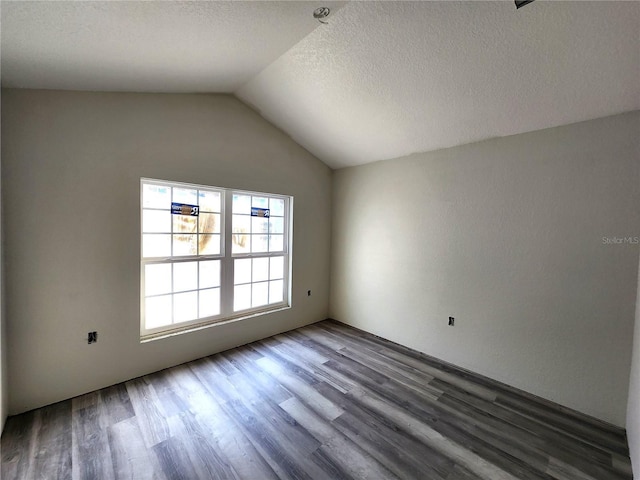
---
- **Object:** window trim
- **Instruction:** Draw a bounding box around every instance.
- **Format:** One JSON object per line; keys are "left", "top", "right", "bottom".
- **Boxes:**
{"left": 140, "top": 178, "right": 292, "bottom": 340}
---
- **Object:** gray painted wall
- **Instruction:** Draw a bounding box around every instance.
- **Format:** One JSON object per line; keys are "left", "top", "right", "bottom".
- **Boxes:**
{"left": 627, "top": 246, "right": 640, "bottom": 476}
{"left": 1, "top": 89, "right": 332, "bottom": 414}
{"left": 331, "top": 111, "right": 640, "bottom": 426}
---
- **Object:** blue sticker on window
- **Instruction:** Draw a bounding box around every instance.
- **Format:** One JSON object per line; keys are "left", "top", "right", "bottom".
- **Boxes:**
{"left": 251, "top": 207, "right": 270, "bottom": 218}
{"left": 171, "top": 202, "right": 199, "bottom": 216}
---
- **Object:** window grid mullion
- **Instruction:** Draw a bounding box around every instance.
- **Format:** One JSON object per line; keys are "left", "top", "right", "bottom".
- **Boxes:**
{"left": 196, "top": 259, "right": 200, "bottom": 321}
{"left": 221, "top": 190, "right": 235, "bottom": 317}
{"left": 170, "top": 263, "right": 175, "bottom": 326}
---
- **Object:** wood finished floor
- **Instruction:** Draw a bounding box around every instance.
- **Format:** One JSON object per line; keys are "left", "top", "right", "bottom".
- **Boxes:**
{"left": 1, "top": 320, "right": 633, "bottom": 480}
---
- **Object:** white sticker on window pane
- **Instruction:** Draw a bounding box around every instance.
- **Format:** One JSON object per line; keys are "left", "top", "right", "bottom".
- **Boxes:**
{"left": 174, "top": 291, "right": 198, "bottom": 322}
{"left": 146, "top": 295, "right": 172, "bottom": 329}
{"left": 143, "top": 234, "right": 171, "bottom": 258}
{"left": 252, "top": 282, "right": 268, "bottom": 307}
{"left": 269, "top": 280, "right": 284, "bottom": 304}
{"left": 143, "top": 210, "right": 171, "bottom": 233}
{"left": 252, "top": 258, "right": 269, "bottom": 282}
{"left": 234, "top": 284, "right": 251, "bottom": 311}
{"left": 173, "top": 261, "right": 197, "bottom": 292}
{"left": 233, "top": 195, "right": 251, "bottom": 214}
{"left": 270, "top": 256, "right": 284, "bottom": 280}
{"left": 171, "top": 202, "right": 199, "bottom": 217}
{"left": 251, "top": 207, "right": 270, "bottom": 218}
{"left": 145, "top": 264, "right": 172, "bottom": 296}
{"left": 199, "top": 288, "right": 220, "bottom": 318}
{"left": 143, "top": 184, "right": 171, "bottom": 209}
{"left": 199, "top": 260, "right": 220, "bottom": 289}
{"left": 199, "top": 191, "right": 221, "bottom": 213}
{"left": 234, "top": 258, "right": 251, "bottom": 285}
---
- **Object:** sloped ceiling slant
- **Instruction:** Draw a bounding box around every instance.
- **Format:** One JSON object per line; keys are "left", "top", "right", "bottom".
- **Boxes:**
{"left": 237, "top": 1, "right": 640, "bottom": 169}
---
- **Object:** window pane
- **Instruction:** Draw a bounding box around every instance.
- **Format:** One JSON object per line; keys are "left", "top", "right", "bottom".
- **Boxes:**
{"left": 199, "top": 260, "right": 220, "bottom": 288}
{"left": 233, "top": 194, "right": 251, "bottom": 214}
{"left": 269, "top": 217, "right": 284, "bottom": 234}
{"left": 252, "top": 196, "right": 269, "bottom": 209}
{"left": 199, "top": 191, "right": 220, "bottom": 212}
{"left": 234, "top": 284, "right": 251, "bottom": 311}
{"left": 269, "top": 235, "right": 284, "bottom": 252}
{"left": 199, "top": 213, "right": 220, "bottom": 234}
{"left": 252, "top": 217, "right": 269, "bottom": 234}
{"left": 174, "top": 291, "right": 198, "bottom": 323}
{"left": 235, "top": 258, "right": 251, "bottom": 285}
{"left": 143, "top": 184, "right": 171, "bottom": 209}
{"left": 270, "top": 256, "right": 284, "bottom": 280}
{"left": 145, "top": 264, "right": 171, "bottom": 296}
{"left": 252, "top": 282, "right": 268, "bottom": 307}
{"left": 173, "top": 215, "right": 197, "bottom": 234}
{"left": 269, "top": 280, "right": 284, "bottom": 304}
{"left": 232, "top": 215, "right": 250, "bottom": 254}
{"left": 173, "top": 187, "right": 197, "bottom": 205}
{"left": 143, "top": 234, "right": 171, "bottom": 258}
{"left": 146, "top": 295, "right": 172, "bottom": 329}
{"left": 252, "top": 257, "right": 269, "bottom": 282}
{"left": 252, "top": 235, "right": 268, "bottom": 253}
{"left": 199, "top": 235, "right": 220, "bottom": 255}
{"left": 173, "top": 261, "right": 197, "bottom": 292}
{"left": 232, "top": 214, "right": 250, "bottom": 233}
{"left": 199, "top": 288, "right": 220, "bottom": 318}
{"left": 173, "top": 234, "right": 197, "bottom": 256}
{"left": 232, "top": 233, "right": 249, "bottom": 254}
{"left": 270, "top": 198, "right": 285, "bottom": 216}
{"left": 143, "top": 210, "right": 171, "bottom": 233}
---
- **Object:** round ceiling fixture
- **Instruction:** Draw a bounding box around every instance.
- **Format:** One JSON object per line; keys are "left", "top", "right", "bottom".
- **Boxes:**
{"left": 313, "top": 7, "right": 331, "bottom": 23}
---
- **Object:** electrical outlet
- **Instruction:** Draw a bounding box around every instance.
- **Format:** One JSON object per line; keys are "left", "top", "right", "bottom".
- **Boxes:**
{"left": 448, "top": 317, "right": 455, "bottom": 326}
{"left": 88, "top": 331, "right": 98, "bottom": 344}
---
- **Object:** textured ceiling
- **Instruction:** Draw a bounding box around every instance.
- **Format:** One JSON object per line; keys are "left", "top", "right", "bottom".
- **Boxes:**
{"left": 2, "top": 1, "right": 639, "bottom": 169}
{"left": 238, "top": 1, "right": 640, "bottom": 168}
{"left": 0, "top": 1, "right": 346, "bottom": 93}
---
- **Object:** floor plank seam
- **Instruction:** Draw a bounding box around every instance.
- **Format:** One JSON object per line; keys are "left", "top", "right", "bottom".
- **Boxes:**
{"left": 1, "top": 320, "right": 633, "bottom": 480}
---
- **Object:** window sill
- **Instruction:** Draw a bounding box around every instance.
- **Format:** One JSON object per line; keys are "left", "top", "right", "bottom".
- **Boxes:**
{"left": 140, "top": 305, "right": 291, "bottom": 343}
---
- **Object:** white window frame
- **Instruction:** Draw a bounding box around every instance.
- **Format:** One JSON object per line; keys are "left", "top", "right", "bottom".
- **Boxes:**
{"left": 140, "top": 178, "right": 292, "bottom": 340}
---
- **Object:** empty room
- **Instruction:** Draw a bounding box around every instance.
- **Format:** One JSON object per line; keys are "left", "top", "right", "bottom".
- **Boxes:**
{"left": 1, "top": 1, "right": 639, "bottom": 479}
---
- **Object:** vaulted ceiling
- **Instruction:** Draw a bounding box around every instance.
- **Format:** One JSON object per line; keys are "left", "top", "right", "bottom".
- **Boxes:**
{"left": 2, "top": 1, "right": 639, "bottom": 169}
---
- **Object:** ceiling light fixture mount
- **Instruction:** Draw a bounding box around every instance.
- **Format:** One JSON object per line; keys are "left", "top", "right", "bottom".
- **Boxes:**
{"left": 515, "top": 0, "right": 535, "bottom": 9}
{"left": 313, "top": 7, "right": 331, "bottom": 24}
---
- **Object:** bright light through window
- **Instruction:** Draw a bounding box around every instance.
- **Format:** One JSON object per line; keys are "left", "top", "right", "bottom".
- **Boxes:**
{"left": 141, "top": 179, "right": 291, "bottom": 338}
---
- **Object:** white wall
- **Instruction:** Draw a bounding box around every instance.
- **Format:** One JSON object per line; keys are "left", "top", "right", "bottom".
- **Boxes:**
{"left": 1, "top": 89, "right": 332, "bottom": 414}
{"left": 0, "top": 89, "right": 6, "bottom": 432}
{"left": 331, "top": 111, "right": 640, "bottom": 426}
{"left": 627, "top": 243, "right": 640, "bottom": 476}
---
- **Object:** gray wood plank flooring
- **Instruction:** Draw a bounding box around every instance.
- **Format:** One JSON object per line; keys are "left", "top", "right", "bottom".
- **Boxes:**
{"left": 1, "top": 320, "right": 633, "bottom": 479}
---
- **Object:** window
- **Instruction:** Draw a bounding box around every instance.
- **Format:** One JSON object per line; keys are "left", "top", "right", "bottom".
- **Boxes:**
{"left": 141, "top": 179, "right": 291, "bottom": 338}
